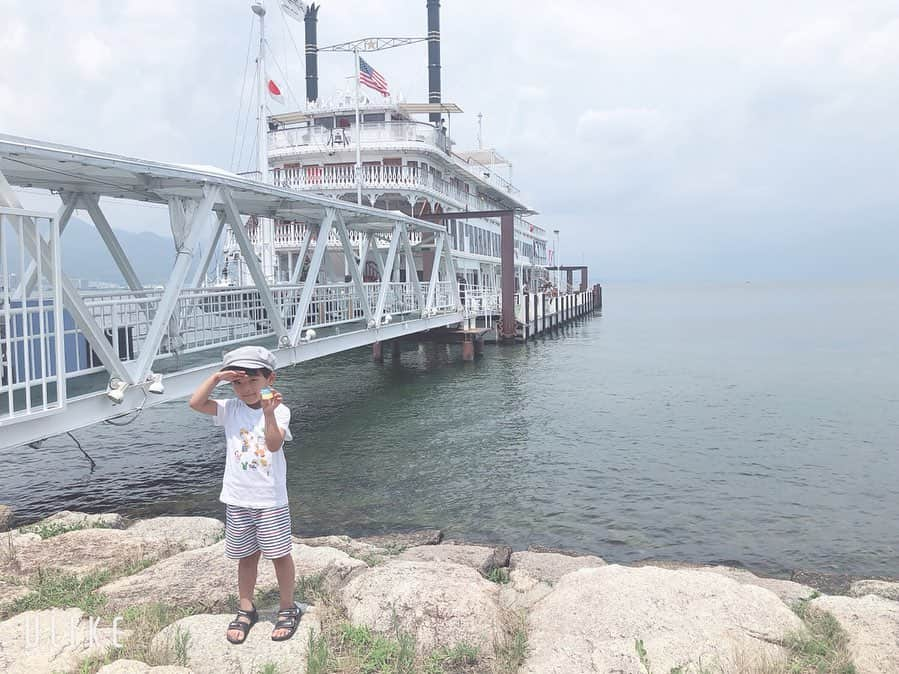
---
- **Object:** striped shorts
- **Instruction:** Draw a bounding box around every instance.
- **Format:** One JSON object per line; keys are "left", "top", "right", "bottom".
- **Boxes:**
{"left": 224, "top": 504, "right": 293, "bottom": 560}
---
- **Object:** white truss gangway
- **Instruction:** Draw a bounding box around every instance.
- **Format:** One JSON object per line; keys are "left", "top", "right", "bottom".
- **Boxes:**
{"left": 0, "top": 134, "right": 465, "bottom": 449}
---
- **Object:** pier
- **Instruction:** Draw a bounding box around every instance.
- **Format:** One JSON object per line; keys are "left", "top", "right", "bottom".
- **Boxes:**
{"left": 0, "top": 135, "right": 598, "bottom": 449}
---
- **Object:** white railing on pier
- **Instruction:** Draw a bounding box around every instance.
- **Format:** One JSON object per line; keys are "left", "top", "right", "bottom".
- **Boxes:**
{"left": 51, "top": 280, "right": 458, "bottom": 381}
{"left": 0, "top": 208, "right": 67, "bottom": 421}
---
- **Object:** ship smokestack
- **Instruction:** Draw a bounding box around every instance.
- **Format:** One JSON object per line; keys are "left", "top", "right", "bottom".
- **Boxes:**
{"left": 305, "top": 3, "right": 319, "bottom": 103}
{"left": 427, "top": 0, "right": 441, "bottom": 123}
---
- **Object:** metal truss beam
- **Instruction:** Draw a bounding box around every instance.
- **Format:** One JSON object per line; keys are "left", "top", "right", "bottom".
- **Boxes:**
{"left": 319, "top": 36, "right": 427, "bottom": 52}
{"left": 400, "top": 225, "right": 425, "bottom": 311}
{"left": 334, "top": 211, "right": 373, "bottom": 326}
{"left": 221, "top": 190, "right": 288, "bottom": 344}
{"left": 373, "top": 222, "right": 403, "bottom": 325}
{"left": 132, "top": 186, "right": 220, "bottom": 381}
{"left": 81, "top": 195, "right": 145, "bottom": 292}
{"left": 288, "top": 224, "right": 314, "bottom": 285}
{"left": 424, "top": 232, "right": 445, "bottom": 312}
{"left": 0, "top": 173, "right": 133, "bottom": 384}
{"left": 287, "top": 210, "right": 334, "bottom": 345}
{"left": 16, "top": 194, "right": 77, "bottom": 300}
{"left": 190, "top": 211, "right": 227, "bottom": 288}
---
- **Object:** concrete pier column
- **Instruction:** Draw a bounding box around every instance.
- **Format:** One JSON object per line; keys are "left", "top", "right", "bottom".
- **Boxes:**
{"left": 566, "top": 269, "right": 574, "bottom": 292}
{"left": 541, "top": 293, "right": 546, "bottom": 333}
{"left": 462, "top": 337, "right": 475, "bottom": 361}
{"left": 580, "top": 268, "right": 588, "bottom": 292}
{"left": 524, "top": 291, "right": 530, "bottom": 341}
{"left": 391, "top": 339, "right": 401, "bottom": 359}
{"left": 533, "top": 292, "right": 539, "bottom": 335}
{"left": 500, "top": 212, "right": 516, "bottom": 342}
{"left": 373, "top": 340, "right": 384, "bottom": 363}
{"left": 474, "top": 337, "right": 484, "bottom": 356}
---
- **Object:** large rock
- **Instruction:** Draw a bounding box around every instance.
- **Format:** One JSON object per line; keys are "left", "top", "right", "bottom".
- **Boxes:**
{"left": 399, "top": 543, "right": 496, "bottom": 571}
{"left": 3, "top": 528, "right": 158, "bottom": 577}
{"left": 339, "top": 560, "right": 502, "bottom": 654}
{"left": 150, "top": 610, "right": 320, "bottom": 674}
{"left": 699, "top": 565, "right": 816, "bottom": 604}
{"left": 97, "top": 660, "right": 192, "bottom": 673}
{"left": 100, "top": 541, "right": 365, "bottom": 611}
{"left": 2, "top": 517, "right": 229, "bottom": 579}
{"left": 850, "top": 579, "right": 899, "bottom": 602}
{"left": 33, "top": 510, "right": 126, "bottom": 530}
{"left": 499, "top": 569, "right": 554, "bottom": 611}
{"left": 0, "top": 608, "right": 128, "bottom": 674}
{"left": 295, "top": 534, "right": 388, "bottom": 559}
{"left": 812, "top": 594, "right": 899, "bottom": 674}
{"left": 0, "top": 505, "right": 13, "bottom": 533}
{"left": 523, "top": 565, "right": 801, "bottom": 674}
{"left": 510, "top": 550, "right": 606, "bottom": 584}
{"left": 126, "top": 517, "right": 224, "bottom": 552}
{"left": 358, "top": 529, "right": 443, "bottom": 550}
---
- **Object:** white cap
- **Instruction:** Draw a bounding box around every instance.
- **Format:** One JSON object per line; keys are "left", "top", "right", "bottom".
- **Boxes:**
{"left": 221, "top": 345, "right": 276, "bottom": 371}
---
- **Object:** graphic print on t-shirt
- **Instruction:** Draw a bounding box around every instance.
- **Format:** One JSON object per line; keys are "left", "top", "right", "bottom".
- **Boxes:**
{"left": 235, "top": 425, "right": 271, "bottom": 475}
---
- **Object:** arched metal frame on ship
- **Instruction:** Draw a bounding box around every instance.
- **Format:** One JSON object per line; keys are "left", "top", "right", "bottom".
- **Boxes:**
{"left": 0, "top": 134, "right": 464, "bottom": 449}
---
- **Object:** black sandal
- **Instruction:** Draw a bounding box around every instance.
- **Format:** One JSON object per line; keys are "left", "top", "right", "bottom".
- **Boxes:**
{"left": 226, "top": 603, "right": 259, "bottom": 644}
{"left": 271, "top": 602, "right": 303, "bottom": 642}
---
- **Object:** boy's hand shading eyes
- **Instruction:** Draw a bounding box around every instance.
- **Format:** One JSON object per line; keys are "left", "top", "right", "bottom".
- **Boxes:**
{"left": 217, "top": 371, "right": 248, "bottom": 383}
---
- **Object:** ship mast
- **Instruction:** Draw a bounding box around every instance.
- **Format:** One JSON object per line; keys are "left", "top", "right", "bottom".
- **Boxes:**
{"left": 252, "top": 1, "right": 274, "bottom": 282}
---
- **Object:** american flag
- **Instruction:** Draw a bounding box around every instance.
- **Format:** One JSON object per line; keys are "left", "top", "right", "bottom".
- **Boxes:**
{"left": 359, "top": 57, "right": 389, "bottom": 97}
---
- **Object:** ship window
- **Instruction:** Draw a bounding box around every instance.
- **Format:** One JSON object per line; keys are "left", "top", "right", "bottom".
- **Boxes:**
{"left": 315, "top": 117, "right": 334, "bottom": 130}
{"left": 363, "top": 113, "right": 385, "bottom": 122}
{"left": 336, "top": 116, "right": 353, "bottom": 128}
{"left": 383, "top": 158, "right": 402, "bottom": 166}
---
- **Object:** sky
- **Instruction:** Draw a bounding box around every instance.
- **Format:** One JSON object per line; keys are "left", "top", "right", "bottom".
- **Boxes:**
{"left": 1, "top": 0, "right": 898, "bottom": 282}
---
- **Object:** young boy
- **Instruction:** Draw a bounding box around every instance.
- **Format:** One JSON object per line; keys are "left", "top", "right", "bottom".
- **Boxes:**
{"left": 189, "top": 345, "right": 302, "bottom": 644}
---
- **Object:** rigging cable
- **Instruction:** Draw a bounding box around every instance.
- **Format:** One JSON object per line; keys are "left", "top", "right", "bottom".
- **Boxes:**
{"left": 230, "top": 14, "right": 257, "bottom": 172}
{"left": 235, "top": 66, "right": 259, "bottom": 174}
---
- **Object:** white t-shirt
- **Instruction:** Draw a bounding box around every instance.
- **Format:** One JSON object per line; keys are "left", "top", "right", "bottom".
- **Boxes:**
{"left": 213, "top": 398, "right": 293, "bottom": 509}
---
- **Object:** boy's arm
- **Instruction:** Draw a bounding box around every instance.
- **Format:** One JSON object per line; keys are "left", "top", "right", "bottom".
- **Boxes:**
{"left": 261, "top": 391, "right": 288, "bottom": 451}
{"left": 188, "top": 371, "right": 244, "bottom": 415}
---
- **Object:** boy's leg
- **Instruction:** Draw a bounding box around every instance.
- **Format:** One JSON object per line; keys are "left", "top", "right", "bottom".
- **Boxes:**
{"left": 224, "top": 505, "right": 262, "bottom": 642}
{"left": 228, "top": 550, "right": 261, "bottom": 642}
{"left": 256, "top": 504, "right": 296, "bottom": 639}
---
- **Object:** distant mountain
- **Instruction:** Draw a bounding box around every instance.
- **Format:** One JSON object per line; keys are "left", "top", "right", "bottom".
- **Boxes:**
{"left": 56, "top": 218, "right": 174, "bottom": 285}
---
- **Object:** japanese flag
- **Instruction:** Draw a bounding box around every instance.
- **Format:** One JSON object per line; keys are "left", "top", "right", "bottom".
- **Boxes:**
{"left": 268, "top": 79, "right": 284, "bottom": 104}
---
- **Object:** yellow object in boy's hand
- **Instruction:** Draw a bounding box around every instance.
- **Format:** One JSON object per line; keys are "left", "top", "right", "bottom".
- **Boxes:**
{"left": 260, "top": 387, "right": 274, "bottom": 400}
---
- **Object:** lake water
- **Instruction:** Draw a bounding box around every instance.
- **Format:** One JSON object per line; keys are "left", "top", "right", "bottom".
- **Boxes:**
{"left": 4, "top": 282, "right": 898, "bottom": 578}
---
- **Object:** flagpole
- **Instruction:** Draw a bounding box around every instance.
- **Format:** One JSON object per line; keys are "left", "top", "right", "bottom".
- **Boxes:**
{"left": 252, "top": 1, "right": 273, "bottom": 282}
{"left": 354, "top": 48, "right": 363, "bottom": 206}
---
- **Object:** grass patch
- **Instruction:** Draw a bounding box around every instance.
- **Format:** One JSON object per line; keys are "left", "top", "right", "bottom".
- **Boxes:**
{"left": 75, "top": 602, "right": 201, "bottom": 673}
{"left": 307, "top": 628, "right": 336, "bottom": 674}
{"left": 494, "top": 609, "right": 528, "bottom": 673}
{"left": 5, "top": 568, "right": 111, "bottom": 617}
{"left": 18, "top": 520, "right": 111, "bottom": 540}
{"left": 259, "top": 664, "right": 280, "bottom": 674}
{"left": 783, "top": 602, "right": 857, "bottom": 674}
{"left": 337, "top": 622, "right": 417, "bottom": 673}
{"left": 486, "top": 567, "right": 510, "bottom": 584}
{"left": 424, "top": 643, "right": 480, "bottom": 673}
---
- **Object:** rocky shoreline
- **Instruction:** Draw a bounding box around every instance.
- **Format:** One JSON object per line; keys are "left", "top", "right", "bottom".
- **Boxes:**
{"left": 0, "top": 508, "right": 896, "bottom": 673}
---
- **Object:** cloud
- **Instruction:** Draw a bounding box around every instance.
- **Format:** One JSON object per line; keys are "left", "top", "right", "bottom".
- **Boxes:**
{"left": 575, "top": 108, "right": 667, "bottom": 151}
{"left": 1, "top": 0, "right": 898, "bottom": 281}
{"left": 73, "top": 33, "right": 113, "bottom": 80}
